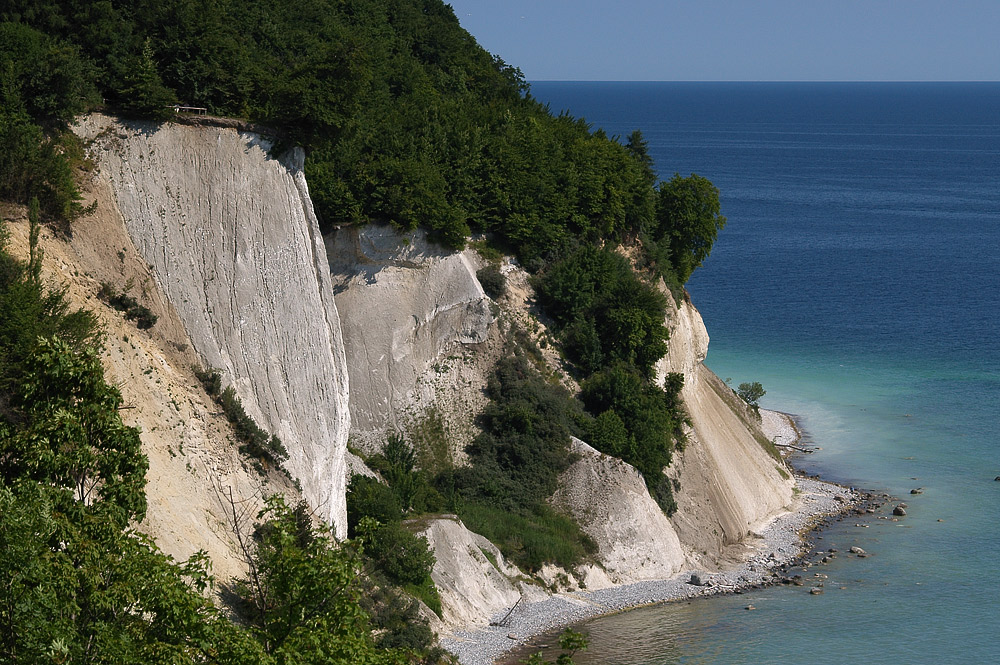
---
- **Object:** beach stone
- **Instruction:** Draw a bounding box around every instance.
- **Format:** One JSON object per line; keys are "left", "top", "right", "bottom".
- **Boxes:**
{"left": 688, "top": 572, "right": 709, "bottom": 586}
{"left": 994, "top": 476, "right": 1000, "bottom": 481}
{"left": 810, "top": 587, "right": 824, "bottom": 595}
{"left": 507, "top": 633, "right": 516, "bottom": 640}
{"left": 850, "top": 546, "right": 866, "bottom": 555}
{"left": 746, "top": 605, "right": 756, "bottom": 610}
{"left": 893, "top": 506, "right": 907, "bottom": 516}
{"left": 910, "top": 488, "right": 924, "bottom": 494}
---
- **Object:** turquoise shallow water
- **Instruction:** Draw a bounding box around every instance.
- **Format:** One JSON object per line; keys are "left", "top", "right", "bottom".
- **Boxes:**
{"left": 529, "top": 82, "right": 1000, "bottom": 664}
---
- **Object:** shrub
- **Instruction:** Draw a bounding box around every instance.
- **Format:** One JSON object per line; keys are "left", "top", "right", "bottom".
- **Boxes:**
{"left": 193, "top": 366, "right": 222, "bottom": 397}
{"left": 476, "top": 264, "right": 506, "bottom": 299}
{"left": 346, "top": 474, "right": 402, "bottom": 536}
{"left": 535, "top": 245, "right": 669, "bottom": 377}
{"left": 581, "top": 364, "right": 686, "bottom": 514}
{"left": 217, "top": 386, "right": 288, "bottom": 469}
{"left": 365, "top": 521, "right": 436, "bottom": 588}
{"left": 98, "top": 283, "right": 157, "bottom": 329}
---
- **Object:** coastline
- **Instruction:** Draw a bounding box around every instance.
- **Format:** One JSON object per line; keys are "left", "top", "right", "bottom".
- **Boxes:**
{"left": 440, "top": 410, "right": 878, "bottom": 665}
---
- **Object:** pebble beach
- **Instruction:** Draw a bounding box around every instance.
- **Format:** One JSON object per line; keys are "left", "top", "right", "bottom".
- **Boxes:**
{"left": 441, "top": 411, "right": 876, "bottom": 665}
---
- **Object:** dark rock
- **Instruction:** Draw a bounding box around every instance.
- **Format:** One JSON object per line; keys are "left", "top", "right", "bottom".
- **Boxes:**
{"left": 688, "top": 572, "right": 709, "bottom": 586}
{"left": 893, "top": 506, "right": 907, "bottom": 516}
{"left": 810, "top": 587, "right": 824, "bottom": 595}
{"left": 849, "top": 546, "right": 866, "bottom": 555}
{"left": 910, "top": 488, "right": 924, "bottom": 494}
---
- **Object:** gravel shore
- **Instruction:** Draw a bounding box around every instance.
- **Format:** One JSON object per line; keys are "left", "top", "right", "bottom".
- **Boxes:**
{"left": 441, "top": 411, "right": 868, "bottom": 665}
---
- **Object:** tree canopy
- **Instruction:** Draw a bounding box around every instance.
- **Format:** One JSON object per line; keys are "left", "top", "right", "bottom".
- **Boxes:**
{"left": 0, "top": 0, "right": 724, "bottom": 289}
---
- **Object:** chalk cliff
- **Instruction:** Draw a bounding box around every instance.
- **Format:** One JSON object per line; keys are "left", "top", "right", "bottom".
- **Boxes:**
{"left": 659, "top": 294, "right": 795, "bottom": 568}
{"left": 331, "top": 226, "right": 794, "bottom": 626}
{"left": 75, "top": 115, "right": 351, "bottom": 537}
{"left": 326, "top": 226, "right": 501, "bottom": 458}
{"left": 55, "top": 116, "right": 792, "bottom": 630}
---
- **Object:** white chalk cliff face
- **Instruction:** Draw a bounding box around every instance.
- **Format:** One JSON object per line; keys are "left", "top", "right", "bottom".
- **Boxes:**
{"left": 659, "top": 294, "right": 795, "bottom": 567}
{"left": 75, "top": 115, "right": 351, "bottom": 537}
{"left": 551, "top": 437, "right": 686, "bottom": 586}
{"left": 326, "top": 226, "right": 499, "bottom": 456}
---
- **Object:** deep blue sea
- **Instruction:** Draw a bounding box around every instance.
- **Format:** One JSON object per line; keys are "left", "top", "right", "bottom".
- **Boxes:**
{"left": 529, "top": 82, "right": 1000, "bottom": 664}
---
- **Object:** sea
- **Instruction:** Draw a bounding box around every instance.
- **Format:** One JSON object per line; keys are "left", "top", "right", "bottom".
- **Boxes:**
{"left": 527, "top": 82, "right": 1000, "bottom": 664}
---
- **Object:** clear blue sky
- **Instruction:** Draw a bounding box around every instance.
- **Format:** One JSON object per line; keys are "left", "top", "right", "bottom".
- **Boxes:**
{"left": 445, "top": 0, "right": 1000, "bottom": 81}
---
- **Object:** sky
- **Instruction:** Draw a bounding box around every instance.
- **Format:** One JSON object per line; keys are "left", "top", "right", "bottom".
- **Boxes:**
{"left": 445, "top": 0, "right": 1000, "bottom": 81}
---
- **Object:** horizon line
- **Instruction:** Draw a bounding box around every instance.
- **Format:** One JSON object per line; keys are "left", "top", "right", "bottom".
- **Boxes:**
{"left": 528, "top": 79, "right": 1000, "bottom": 84}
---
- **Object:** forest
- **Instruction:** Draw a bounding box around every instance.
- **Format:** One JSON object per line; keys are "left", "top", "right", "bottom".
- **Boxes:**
{"left": 1, "top": 1, "right": 726, "bottom": 662}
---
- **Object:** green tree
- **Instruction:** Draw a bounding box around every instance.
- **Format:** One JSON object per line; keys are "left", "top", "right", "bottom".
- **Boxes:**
{"left": 736, "top": 381, "right": 766, "bottom": 407}
{"left": 625, "top": 129, "right": 657, "bottom": 186}
{"left": 0, "top": 336, "right": 148, "bottom": 524}
{"left": 736, "top": 380, "right": 766, "bottom": 420}
{"left": 118, "top": 38, "right": 174, "bottom": 119}
{"left": 0, "top": 480, "right": 264, "bottom": 665}
{"left": 233, "top": 496, "right": 408, "bottom": 664}
{"left": 655, "top": 173, "right": 726, "bottom": 284}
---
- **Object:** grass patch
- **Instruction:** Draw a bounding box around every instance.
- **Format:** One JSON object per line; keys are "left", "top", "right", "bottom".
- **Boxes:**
{"left": 403, "top": 577, "right": 442, "bottom": 618}
{"left": 408, "top": 407, "right": 452, "bottom": 475}
{"left": 456, "top": 501, "right": 595, "bottom": 573}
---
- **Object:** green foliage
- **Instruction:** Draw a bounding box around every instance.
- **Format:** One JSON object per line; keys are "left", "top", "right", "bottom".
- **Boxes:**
{"left": 535, "top": 245, "right": 668, "bottom": 376}
{"left": 456, "top": 501, "right": 595, "bottom": 573}
{"left": 1, "top": 336, "right": 148, "bottom": 524}
{"left": 581, "top": 364, "right": 685, "bottom": 514}
{"left": 476, "top": 264, "right": 506, "bottom": 300}
{"left": 233, "top": 496, "right": 411, "bottom": 663}
{"left": 217, "top": 386, "right": 289, "bottom": 472}
{"left": 98, "top": 282, "right": 157, "bottom": 329}
{"left": 360, "top": 434, "right": 446, "bottom": 520}
{"left": 347, "top": 474, "right": 403, "bottom": 536}
{"left": 439, "top": 353, "right": 596, "bottom": 571}
{"left": 532, "top": 243, "right": 684, "bottom": 514}
{"left": 458, "top": 354, "right": 586, "bottom": 512}
{"left": 117, "top": 38, "right": 175, "bottom": 120}
{"left": 0, "top": 22, "right": 97, "bottom": 221}
{"left": 736, "top": 380, "right": 766, "bottom": 421}
{"left": 736, "top": 381, "right": 766, "bottom": 406}
{"left": 0, "top": 230, "right": 267, "bottom": 663}
{"left": 653, "top": 173, "right": 727, "bottom": 284}
{"left": 523, "top": 628, "right": 590, "bottom": 665}
{"left": 0, "top": 212, "right": 97, "bottom": 406}
{"left": 361, "top": 520, "right": 436, "bottom": 588}
{"left": 407, "top": 407, "right": 452, "bottom": 475}
{"left": 345, "top": 433, "right": 444, "bottom": 638}
{"left": 0, "top": 480, "right": 264, "bottom": 665}
{"left": 194, "top": 366, "right": 223, "bottom": 397}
